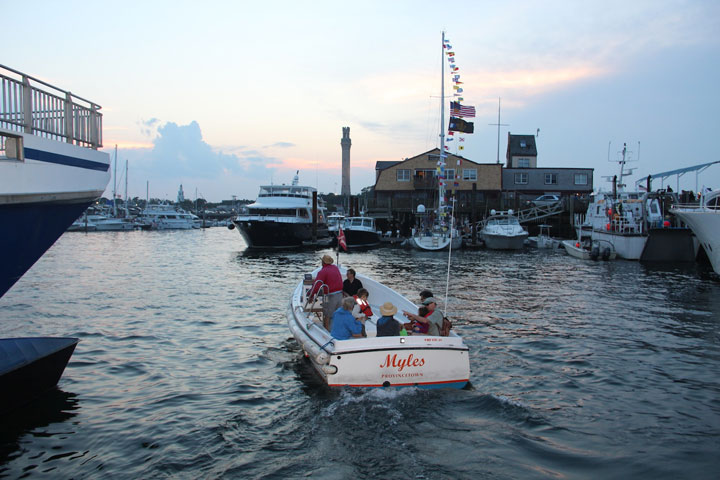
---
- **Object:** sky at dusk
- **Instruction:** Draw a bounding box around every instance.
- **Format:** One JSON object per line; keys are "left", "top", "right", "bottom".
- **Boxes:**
{"left": 5, "top": 1, "right": 720, "bottom": 202}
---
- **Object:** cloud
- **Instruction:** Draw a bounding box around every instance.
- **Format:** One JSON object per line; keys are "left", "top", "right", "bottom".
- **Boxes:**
{"left": 265, "top": 141, "right": 295, "bottom": 148}
{"left": 111, "top": 120, "right": 289, "bottom": 200}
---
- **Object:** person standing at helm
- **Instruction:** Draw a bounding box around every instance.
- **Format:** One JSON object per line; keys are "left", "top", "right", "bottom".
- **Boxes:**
{"left": 310, "top": 254, "right": 343, "bottom": 330}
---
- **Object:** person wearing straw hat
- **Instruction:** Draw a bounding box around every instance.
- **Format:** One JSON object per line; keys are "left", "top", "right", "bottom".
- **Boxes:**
{"left": 377, "top": 302, "right": 402, "bottom": 337}
{"left": 402, "top": 297, "right": 443, "bottom": 336}
{"left": 310, "top": 254, "right": 343, "bottom": 330}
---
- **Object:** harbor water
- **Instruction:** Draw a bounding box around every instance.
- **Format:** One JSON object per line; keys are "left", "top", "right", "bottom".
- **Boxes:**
{"left": 1, "top": 228, "right": 719, "bottom": 479}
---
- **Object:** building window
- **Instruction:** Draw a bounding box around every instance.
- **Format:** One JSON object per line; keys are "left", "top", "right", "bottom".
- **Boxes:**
{"left": 545, "top": 173, "right": 558, "bottom": 185}
{"left": 414, "top": 169, "right": 436, "bottom": 178}
{"left": 574, "top": 173, "right": 588, "bottom": 185}
{"left": 397, "top": 169, "right": 410, "bottom": 182}
{"left": 445, "top": 168, "right": 455, "bottom": 180}
{"left": 514, "top": 172, "right": 528, "bottom": 184}
{"left": 462, "top": 169, "right": 477, "bottom": 181}
{"left": 517, "top": 158, "right": 530, "bottom": 168}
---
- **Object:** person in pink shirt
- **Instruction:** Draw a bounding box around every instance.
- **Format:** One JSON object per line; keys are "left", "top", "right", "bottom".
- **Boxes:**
{"left": 310, "top": 254, "right": 343, "bottom": 330}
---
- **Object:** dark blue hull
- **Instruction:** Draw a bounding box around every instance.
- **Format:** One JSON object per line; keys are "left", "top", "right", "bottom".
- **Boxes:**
{"left": 0, "top": 337, "right": 78, "bottom": 413}
{"left": 233, "top": 220, "right": 330, "bottom": 248}
{"left": 343, "top": 229, "right": 381, "bottom": 249}
{"left": 0, "top": 200, "right": 92, "bottom": 297}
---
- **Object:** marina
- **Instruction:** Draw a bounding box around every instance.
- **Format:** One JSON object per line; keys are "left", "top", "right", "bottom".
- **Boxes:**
{"left": 1, "top": 228, "right": 719, "bottom": 478}
{"left": 3, "top": 10, "right": 720, "bottom": 478}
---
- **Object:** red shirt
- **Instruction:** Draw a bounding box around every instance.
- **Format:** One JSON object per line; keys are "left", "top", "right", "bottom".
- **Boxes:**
{"left": 311, "top": 264, "right": 343, "bottom": 296}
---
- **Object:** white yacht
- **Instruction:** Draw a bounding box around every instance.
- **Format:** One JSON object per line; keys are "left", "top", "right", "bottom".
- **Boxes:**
{"left": 671, "top": 189, "right": 720, "bottom": 274}
{"left": 479, "top": 210, "right": 528, "bottom": 250}
{"left": 138, "top": 204, "right": 198, "bottom": 230}
{"left": 230, "top": 172, "right": 329, "bottom": 248}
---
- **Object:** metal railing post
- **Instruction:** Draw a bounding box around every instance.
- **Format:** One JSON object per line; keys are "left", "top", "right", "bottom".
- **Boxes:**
{"left": 22, "top": 75, "right": 32, "bottom": 134}
{"left": 64, "top": 92, "right": 73, "bottom": 144}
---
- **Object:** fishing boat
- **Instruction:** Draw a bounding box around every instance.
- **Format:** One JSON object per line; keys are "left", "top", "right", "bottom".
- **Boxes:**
{"left": 340, "top": 216, "right": 382, "bottom": 249}
{"left": 409, "top": 32, "right": 462, "bottom": 252}
{"left": 527, "top": 224, "right": 560, "bottom": 249}
{"left": 288, "top": 266, "right": 470, "bottom": 388}
{"left": 0, "top": 337, "right": 79, "bottom": 413}
{"left": 671, "top": 189, "right": 720, "bottom": 274}
{"left": 230, "top": 172, "right": 330, "bottom": 248}
{"left": 479, "top": 210, "right": 528, "bottom": 250}
{"left": 562, "top": 238, "right": 616, "bottom": 261}
{"left": 585, "top": 143, "right": 694, "bottom": 261}
{"left": 1, "top": 64, "right": 110, "bottom": 410}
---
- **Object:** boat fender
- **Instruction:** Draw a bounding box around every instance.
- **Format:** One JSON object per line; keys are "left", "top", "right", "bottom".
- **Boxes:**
{"left": 316, "top": 351, "right": 329, "bottom": 364}
{"left": 321, "top": 364, "right": 337, "bottom": 375}
{"left": 590, "top": 246, "right": 600, "bottom": 261}
{"left": 602, "top": 247, "right": 611, "bottom": 261}
{"left": 227, "top": 223, "right": 235, "bottom": 230}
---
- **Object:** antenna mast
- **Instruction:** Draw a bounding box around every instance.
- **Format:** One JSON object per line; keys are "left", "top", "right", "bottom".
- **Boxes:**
{"left": 488, "top": 98, "right": 509, "bottom": 164}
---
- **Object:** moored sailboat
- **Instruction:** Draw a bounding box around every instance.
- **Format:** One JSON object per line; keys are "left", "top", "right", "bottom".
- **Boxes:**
{"left": 409, "top": 32, "right": 465, "bottom": 252}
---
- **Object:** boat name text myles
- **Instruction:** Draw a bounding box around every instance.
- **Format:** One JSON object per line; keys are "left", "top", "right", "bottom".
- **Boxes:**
{"left": 380, "top": 353, "right": 425, "bottom": 372}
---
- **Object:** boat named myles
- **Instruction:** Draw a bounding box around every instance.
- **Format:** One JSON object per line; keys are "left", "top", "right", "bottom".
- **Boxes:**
{"left": 288, "top": 266, "right": 470, "bottom": 388}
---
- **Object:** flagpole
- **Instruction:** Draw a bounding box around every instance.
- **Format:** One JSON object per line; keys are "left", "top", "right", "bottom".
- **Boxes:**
{"left": 439, "top": 31, "right": 445, "bottom": 215}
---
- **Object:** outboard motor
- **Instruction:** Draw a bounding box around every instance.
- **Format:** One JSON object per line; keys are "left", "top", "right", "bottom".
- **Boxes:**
{"left": 602, "top": 247, "right": 611, "bottom": 261}
{"left": 590, "top": 245, "right": 600, "bottom": 261}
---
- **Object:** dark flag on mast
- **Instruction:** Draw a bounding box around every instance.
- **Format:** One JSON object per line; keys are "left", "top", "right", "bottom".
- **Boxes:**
{"left": 448, "top": 117, "right": 474, "bottom": 134}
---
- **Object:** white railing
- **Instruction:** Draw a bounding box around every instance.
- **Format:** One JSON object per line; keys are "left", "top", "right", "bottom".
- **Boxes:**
{"left": 0, "top": 64, "right": 103, "bottom": 149}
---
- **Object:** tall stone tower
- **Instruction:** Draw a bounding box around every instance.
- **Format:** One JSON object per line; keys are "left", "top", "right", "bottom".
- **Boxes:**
{"left": 341, "top": 127, "right": 351, "bottom": 201}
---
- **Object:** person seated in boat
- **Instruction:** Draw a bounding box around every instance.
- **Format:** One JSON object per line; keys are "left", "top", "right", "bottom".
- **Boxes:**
{"left": 330, "top": 296, "right": 365, "bottom": 340}
{"left": 310, "top": 254, "right": 344, "bottom": 330}
{"left": 402, "top": 297, "right": 443, "bottom": 336}
{"left": 342, "top": 268, "right": 363, "bottom": 297}
{"left": 352, "top": 288, "right": 373, "bottom": 321}
{"left": 376, "top": 302, "right": 402, "bottom": 337}
{"left": 411, "top": 306, "right": 430, "bottom": 334}
{"left": 419, "top": 289, "right": 434, "bottom": 303}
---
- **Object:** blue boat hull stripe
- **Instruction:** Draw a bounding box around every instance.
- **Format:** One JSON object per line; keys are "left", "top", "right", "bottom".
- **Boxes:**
{"left": 24, "top": 147, "right": 109, "bottom": 172}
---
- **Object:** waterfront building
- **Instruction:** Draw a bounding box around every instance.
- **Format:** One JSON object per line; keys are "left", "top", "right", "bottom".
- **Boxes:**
{"left": 503, "top": 133, "right": 594, "bottom": 200}
{"left": 368, "top": 148, "right": 501, "bottom": 226}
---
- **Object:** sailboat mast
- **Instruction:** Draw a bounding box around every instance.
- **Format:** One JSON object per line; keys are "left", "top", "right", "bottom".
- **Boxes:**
{"left": 439, "top": 31, "right": 445, "bottom": 213}
{"left": 113, "top": 145, "right": 118, "bottom": 217}
{"left": 125, "top": 159, "right": 128, "bottom": 214}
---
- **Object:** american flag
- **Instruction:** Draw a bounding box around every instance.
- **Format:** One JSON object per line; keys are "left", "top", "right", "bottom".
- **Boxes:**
{"left": 450, "top": 101, "right": 476, "bottom": 118}
{"left": 338, "top": 227, "right": 347, "bottom": 251}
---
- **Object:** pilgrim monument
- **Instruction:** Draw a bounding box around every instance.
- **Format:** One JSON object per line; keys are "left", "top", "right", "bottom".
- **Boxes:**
{"left": 341, "top": 127, "right": 351, "bottom": 202}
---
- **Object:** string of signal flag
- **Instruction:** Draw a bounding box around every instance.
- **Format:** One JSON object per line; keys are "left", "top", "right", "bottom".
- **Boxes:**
{"left": 437, "top": 36, "right": 476, "bottom": 197}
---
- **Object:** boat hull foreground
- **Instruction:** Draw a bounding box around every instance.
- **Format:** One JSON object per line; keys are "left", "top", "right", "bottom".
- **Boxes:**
{"left": 0, "top": 337, "right": 78, "bottom": 413}
{"left": 672, "top": 207, "right": 720, "bottom": 274}
{"left": 288, "top": 269, "right": 470, "bottom": 388}
{"left": 234, "top": 220, "right": 330, "bottom": 248}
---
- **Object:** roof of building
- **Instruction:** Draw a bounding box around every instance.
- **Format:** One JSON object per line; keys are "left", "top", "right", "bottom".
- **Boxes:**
{"left": 375, "top": 161, "right": 401, "bottom": 171}
{"left": 375, "top": 148, "right": 484, "bottom": 171}
{"left": 507, "top": 134, "right": 537, "bottom": 157}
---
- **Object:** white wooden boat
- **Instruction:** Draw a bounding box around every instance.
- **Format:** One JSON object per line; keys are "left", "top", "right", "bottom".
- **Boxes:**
{"left": 287, "top": 266, "right": 470, "bottom": 388}
{"left": 527, "top": 224, "right": 560, "bottom": 249}
{"left": 562, "top": 239, "right": 616, "bottom": 260}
